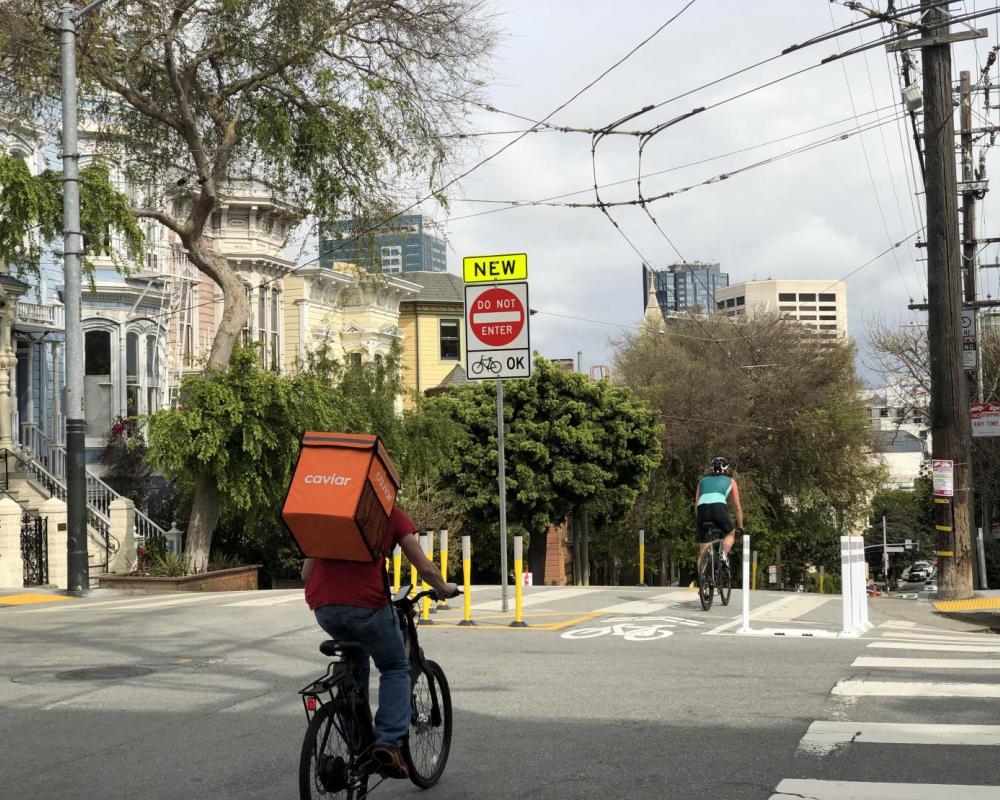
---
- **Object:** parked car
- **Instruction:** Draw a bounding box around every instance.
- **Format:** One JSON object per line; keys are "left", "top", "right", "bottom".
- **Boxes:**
{"left": 908, "top": 562, "right": 931, "bottom": 581}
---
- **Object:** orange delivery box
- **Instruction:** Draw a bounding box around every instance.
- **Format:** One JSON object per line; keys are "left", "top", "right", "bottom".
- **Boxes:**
{"left": 282, "top": 432, "right": 401, "bottom": 562}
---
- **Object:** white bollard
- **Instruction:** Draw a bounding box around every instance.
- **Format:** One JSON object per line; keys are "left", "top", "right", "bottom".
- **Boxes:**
{"left": 854, "top": 535, "right": 871, "bottom": 631}
{"left": 740, "top": 534, "right": 751, "bottom": 634}
{"left": 840, "top": 536, "right": 855, "bottom": 636}
{"left": 852, "top": 537, "right": 863, "bottom": 634}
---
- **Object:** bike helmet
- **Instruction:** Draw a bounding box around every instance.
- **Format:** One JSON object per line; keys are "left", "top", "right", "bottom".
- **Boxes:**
{"left": 711, "top": 457, "right": 730, "bottom": 474}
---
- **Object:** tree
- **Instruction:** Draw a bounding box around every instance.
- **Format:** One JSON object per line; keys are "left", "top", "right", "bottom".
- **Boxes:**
{"left": 423, "top": 357, "right": 662, "bottom": 578}
{"left": 0, "top": 153, "right": 142, "bottom": 275}
{"left": 615, "top": 314, "right": 881, "bottom": 584}
{"left": 0, "top": 1, "right": 495, "bottom": 570}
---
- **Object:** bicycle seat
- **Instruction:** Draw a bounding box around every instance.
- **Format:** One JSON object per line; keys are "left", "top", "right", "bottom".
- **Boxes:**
{"left": 319, "top": 640, "right": 366, "bottom": 660}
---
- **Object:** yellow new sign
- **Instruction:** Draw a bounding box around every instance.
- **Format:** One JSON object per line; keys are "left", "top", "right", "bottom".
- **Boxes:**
{"left": 463, "top": 252, "right": 527, "bottom": 283}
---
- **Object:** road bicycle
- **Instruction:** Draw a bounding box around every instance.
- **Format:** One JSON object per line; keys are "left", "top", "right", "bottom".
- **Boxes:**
{"left": 298, "top": 586, "right": 455, "bottom": 799}
{"left": 697, "top": 532, "right": 732, "bottom": 611}
{"left": 470, "top": 355, "right": 502, "bottom": 375}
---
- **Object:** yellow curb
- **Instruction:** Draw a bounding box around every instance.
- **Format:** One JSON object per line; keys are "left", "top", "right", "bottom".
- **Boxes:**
{"left": 541, "top": 612, "right": 606, "bottom": 631}
{"left": 0, "top": 592, "right": 74, "bottom": 606}
{"left": 933, "top": 597, "right": 1000, "bottom": 612}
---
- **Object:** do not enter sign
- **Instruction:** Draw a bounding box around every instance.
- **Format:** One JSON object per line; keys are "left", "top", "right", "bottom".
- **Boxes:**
{"left": 464, "top": 281, "right": 531, "bottom": 380}
{"left": 469, "top": 287, "right": 525, "bottom": 347}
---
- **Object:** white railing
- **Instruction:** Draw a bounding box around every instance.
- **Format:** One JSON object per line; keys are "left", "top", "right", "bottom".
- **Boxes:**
{"left": 19, "top": 422, "right": 168, "bottom": 544}
{"left": 15, "top": 301, "right": 65, "bottom": 329}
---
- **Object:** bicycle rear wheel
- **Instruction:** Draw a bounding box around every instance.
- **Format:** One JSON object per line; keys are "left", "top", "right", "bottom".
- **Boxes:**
{"left": 299, "top": 702, "right": 369, "bottom": 800}
{"left": 698, "top": 556, "right": 714, "bottom": 611}
{"left": 403, "top": 659, "right": 452, "bottom": 788}
{"left": 717, "top": 561, "right": 732, "bottom": 606}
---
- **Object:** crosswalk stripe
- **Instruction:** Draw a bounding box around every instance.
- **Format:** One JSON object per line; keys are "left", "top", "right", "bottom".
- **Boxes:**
{"left": 94, "top": 595, "right": 224, "bottom": 611}
{"left": 471, "top": 587, "right": 593, "bottom": 612}
{"left": 868, "top": 641, "right": 1000, "bottom": 654}
{"left": 595, "top": 601, "right": 665, "bottom": 614}
{"left": 771, "top": 778, "right": 1000, "bottom": 799}
{"left": 882, "top": 631, "right": 1000, "bottom": 644}
{"left": 224, "top": 593, "right": 304, "bottom": 607}
{"left": 752, "top": 594, "right": 833, "bottom": 622}
{"left": 800, "top": 721, "right": 1000, "bottom": 749}
{"left": 832, "top": 679, "right": 1000, "bottom": 698}
{"left": 853, "top": 656, "right": 1000, "bottom": 670}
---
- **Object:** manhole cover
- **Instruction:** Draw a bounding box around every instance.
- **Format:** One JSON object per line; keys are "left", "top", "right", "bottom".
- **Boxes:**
{"left": 56, "top": 666, "right": 154, "bottom": 681}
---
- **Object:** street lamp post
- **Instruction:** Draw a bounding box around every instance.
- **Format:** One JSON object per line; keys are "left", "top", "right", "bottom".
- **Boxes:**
{"left": 60, "top": 0, "right": 108, "bottom": 594}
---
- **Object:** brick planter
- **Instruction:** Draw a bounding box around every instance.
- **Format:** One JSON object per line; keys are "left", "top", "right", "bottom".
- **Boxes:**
{"left": 97, "top": 565, "right": 262, "bottom": 593}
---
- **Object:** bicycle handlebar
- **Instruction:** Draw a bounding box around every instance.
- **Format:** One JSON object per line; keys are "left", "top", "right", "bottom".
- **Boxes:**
{"left": 396, "top": 588, "right": 463, "bottom": 608}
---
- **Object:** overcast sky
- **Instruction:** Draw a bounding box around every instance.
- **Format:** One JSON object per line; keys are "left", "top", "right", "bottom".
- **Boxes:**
{"left": 400, "top": 0, "right": 1000, "bottom": 382}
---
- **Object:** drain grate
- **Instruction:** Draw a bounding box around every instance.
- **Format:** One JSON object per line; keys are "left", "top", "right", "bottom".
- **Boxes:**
{"left": 56, "top": 666, "right": 154, "bottom": 681}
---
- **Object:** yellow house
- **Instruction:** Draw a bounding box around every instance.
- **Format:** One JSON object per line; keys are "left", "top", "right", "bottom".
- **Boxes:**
{"left": 398, "top": 272, "right": 467, "bottom": 404}
{"left": 282, "top": 262, "right": 420, "bottom": 372}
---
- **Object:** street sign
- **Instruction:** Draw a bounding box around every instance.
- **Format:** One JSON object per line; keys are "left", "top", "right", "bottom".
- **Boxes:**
{"left": 463, "top": 252, "right": 528, "bottom": 283}
{"left": 885, "top": 545, "right": 905, "bottom": 553}
{"left": 464, "top": 282, "right": 531, "bottom": 379}
{"left": 932, "top": 459, "right": 954, "bottom": 497}
{"left": 962, "top": 309, "right": 978, "bottom": 369}
{"left": 971, "top": 401, "right": 1000, "bottom": 437}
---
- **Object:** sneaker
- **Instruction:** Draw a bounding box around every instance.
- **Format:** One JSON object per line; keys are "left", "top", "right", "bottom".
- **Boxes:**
{"left": 371, "top": 744, "right": 409, "bottom": 780}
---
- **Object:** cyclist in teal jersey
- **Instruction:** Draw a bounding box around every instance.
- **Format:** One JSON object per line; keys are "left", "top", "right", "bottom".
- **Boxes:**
{"left": 695, "top": 457, "right": 744, "bottom": 567}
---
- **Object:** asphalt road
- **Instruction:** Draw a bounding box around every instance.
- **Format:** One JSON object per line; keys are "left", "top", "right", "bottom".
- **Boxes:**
{"left": 1, "top": 585, "right": 998, "bottom": 800}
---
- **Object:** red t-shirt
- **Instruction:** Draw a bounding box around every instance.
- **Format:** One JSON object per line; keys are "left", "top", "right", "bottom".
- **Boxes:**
{"left": 305, "top": 506, "right": 416, "bottom": 610}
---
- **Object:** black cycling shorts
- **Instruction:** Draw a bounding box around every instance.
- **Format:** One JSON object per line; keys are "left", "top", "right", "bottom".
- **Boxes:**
{"left": 696, "top": 503, "right": 734, "bottom": 542}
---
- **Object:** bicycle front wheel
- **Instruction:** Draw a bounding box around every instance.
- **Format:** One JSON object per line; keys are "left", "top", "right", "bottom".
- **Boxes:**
{"left": 299, "top": 702, "right": 368, "bottom": 800}
{"left": 403, "top": 660, "right": 452, "bottom": 788}
{"left": 698, "top": 557, "right": 714, "bottom": 611}
{"left": 717, "top": 561, "right": 732, "bottom": 606}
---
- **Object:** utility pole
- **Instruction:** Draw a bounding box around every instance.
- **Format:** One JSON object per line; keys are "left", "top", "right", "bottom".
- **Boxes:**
{"left": 960, "top": 70, "right": 980, "bottom": 404}
{"left": 919, "top": 1, "right": 976, "bottom": 599}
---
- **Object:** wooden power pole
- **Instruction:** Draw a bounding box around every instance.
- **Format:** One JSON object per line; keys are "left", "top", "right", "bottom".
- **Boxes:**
{"left": 920, "top": 2, "right": 975, "bottom": 599}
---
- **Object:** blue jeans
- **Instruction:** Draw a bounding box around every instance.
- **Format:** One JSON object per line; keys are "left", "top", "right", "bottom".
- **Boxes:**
{"left": 314, "top": 603, "right": 411, "bottom": 747}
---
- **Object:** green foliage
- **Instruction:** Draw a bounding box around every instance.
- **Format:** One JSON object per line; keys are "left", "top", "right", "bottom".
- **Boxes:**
{"left": 0, "top": 155, "right": 143, "bottom": 277}
{"left": 615, "top": 314, "right": 881, "bottom": 580}
{"left": 151, "top": 552, "right": 190, "bottom": 578}
{"left": 423, "top": 357, "right": 661, "bottom": 574}
{"left": 870, "top": 484, "right": 935, "bottom": 557}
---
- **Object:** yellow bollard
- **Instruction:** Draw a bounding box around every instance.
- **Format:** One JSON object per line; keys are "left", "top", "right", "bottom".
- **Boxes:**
{"left": 751, "top": 550, "right": 758, "bottom": 591}
{"left": 819, "top": 565, "right": 825, "bottom": 594}
{"left": 392, "top": 544, "right": 401, "bottom": 594}
{"left": 419, "top": 533, "right": 434, "bottom": 625}
{"left": 459, "top": 534, "right": 475, "bottom": 626}
{"left": 638, "top": 528, "right": 646, "bottom": 587}
{"left": 510, "top": 535, "right": 527, "bottom": 627}
{"left": 437, "top": 529, "right": 450, "bottom": 609}
{"left": 410, "top": 562, "right": 418, "bottom": 597}
{"left": 425, "top": 530, "right": 437, "bottom": 614}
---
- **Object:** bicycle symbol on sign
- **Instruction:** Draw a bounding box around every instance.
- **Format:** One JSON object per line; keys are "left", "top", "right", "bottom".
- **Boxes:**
{"left": 561, "top": 615, "right": 704, "bottom": 642}
{"left": 470, "top": 355, "right": 503, "bottom": 375}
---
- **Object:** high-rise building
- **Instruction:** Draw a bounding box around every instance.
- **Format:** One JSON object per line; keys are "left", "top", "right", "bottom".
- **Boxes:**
{"left": 714, "top": 279, "right": 848, "bottom": 339}
{"left": 320, "top": 214, "right": 447, "bottom": 274}
{"left": 642, "top": 262, "right": 729, "bottom": 318}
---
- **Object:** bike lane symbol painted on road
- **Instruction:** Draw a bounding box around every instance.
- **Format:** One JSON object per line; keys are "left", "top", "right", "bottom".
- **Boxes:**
{"left": 561, "top": 615, "right": 705, "bottom": 642}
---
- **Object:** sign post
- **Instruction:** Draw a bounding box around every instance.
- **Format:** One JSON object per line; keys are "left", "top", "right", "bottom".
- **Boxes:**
{"left": 463, "top": 253, "right": 531, "bottom": 614}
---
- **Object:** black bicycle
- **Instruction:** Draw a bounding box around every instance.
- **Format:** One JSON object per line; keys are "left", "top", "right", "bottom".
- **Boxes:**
{"left": 299, "top": 586, "right": 455, "bottom": 799}
{"left": 697, "top": 533, "right": 732, "bottom": 611}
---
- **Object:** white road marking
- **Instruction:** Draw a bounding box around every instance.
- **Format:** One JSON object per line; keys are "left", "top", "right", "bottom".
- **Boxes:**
{"left": 879, "top": 620, "right": 916, "bottom": 628}
{"left": 704, "top": 617, "right": 744, "bottom": 635}
{"left": 882, "top": 631, "right": 1000, "bottom": 644}
{"left": 853, "top": 655, "right": 1000, "bottom": 670}
{"left": 471, "top": 587, "right": 593, "bottom": 612}
{"left": 751, "top": 594, "right": 833, "bottom": 622}
{"left": 799, "top": 721, "right": 1000, "bottom": 755}
{"left": 595, "top": 600, "right": 666, "bottom": 614}
{"left": 704, "top": 595, "right": 813, "bottom": 636}
{"left": 832, "top": 679, "right": 1000, "bottom": 698}
{"left": 224, "top": 593, "right": 304, "bottom": 607}
{"left": 868, "top": 641, "right": 1000, "bottom": 654}
{"left": 94, "top": 595, "right": 225, "bottom": 611}
{"left": 771, "top": 778, "right": 1000, "bottom": 799}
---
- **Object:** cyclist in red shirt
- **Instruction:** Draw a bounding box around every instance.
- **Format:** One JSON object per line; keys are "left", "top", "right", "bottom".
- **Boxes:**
{"left": 302, "top": 505, "right": 456, "bottom": 780}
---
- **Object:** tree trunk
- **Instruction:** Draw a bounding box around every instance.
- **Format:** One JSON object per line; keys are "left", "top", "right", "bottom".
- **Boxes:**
{"left": 571, "top": 512, "right": 581, "bottom": 585}
{"left": 580, "top": 509, "right": 590, "bottom": 586}
{"left": 178, "top": 242, "right": 249, "bottom": 573}
{"left": 185, "top": 478, "right": 221, "bottom": 573}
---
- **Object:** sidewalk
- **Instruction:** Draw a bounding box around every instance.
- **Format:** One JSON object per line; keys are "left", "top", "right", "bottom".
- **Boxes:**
{"left": 931, "top": 589, "right": 1000, "bottom": 627}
